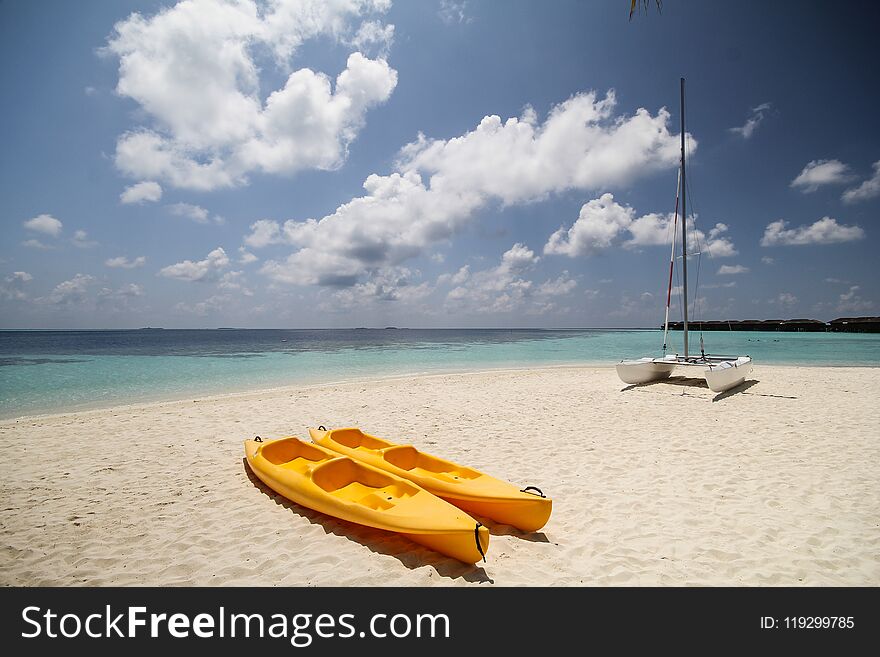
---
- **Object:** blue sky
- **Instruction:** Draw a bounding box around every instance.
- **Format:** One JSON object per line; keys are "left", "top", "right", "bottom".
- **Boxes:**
{"left": 1, "top": 0, "right": 878, "bottom": 328}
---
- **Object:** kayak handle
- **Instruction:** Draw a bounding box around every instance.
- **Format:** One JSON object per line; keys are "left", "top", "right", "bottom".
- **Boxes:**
{"left": 318, "top": 425, "right": 327, "bottom": 431}
{"left": 254, "top": 436, "right": 262, "bottom": 443}
{"left": 520, "top": 486, "right": 545, "bottom": 498}
{"left": 474, "top": 522, "right": 486, "bottom": 562}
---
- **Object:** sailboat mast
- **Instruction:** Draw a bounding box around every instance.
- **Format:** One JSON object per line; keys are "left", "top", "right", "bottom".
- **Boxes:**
{"left": 680, "top": 77, "right": 689, "bottom": 358}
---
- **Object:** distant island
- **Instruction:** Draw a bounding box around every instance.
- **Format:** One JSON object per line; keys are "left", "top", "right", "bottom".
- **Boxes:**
{"left": 664, "top": 316, "right": 880, "bottom": 333}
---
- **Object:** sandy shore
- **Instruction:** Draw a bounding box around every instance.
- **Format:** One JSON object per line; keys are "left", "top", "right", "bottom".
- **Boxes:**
{"left": 1, "top": 365, "right": 878, "bottom": 586}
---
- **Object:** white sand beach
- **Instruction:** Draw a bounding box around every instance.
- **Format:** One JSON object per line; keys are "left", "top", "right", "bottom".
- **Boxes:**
{"left": 1, "top": 365, "right": 878, "bottom": 586}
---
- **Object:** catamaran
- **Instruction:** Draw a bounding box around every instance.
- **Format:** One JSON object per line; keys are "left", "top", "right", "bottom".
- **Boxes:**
{"left": 616, "top": 78, "right": 753, "bottom": 394}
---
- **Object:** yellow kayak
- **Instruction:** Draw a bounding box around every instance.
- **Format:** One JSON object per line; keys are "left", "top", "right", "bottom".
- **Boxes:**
{"left": 244, "top": 436, "right": 489, "bottom": 564}
{"left": 309, "top": 427, "right": 552, "bottom": 532}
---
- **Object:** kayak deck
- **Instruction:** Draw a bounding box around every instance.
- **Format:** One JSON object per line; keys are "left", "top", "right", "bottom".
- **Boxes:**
{"left": 245, "top": 436, "right": 488, "bottom": 563}
{"left": 310, "top": 427, "right": 552, "bottom": 532}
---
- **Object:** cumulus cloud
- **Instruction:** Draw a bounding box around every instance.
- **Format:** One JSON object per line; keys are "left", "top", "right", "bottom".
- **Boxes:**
{"left": 167, "top": 202, "right": 221, "bottom": 224}
{"left": 72, "top": 230, "right": 98, "bottom": 248}
{"left": 321, "top": 266, "right": 432, "bottom": 311}
{"left": 545, "top": 194, "right": 634, "bottom": 256}
{"left": 105, "top": 255, "right": 147, "bottom": 269}
{"left": 0, "top": 271, "right": 33, "bottom": 300}
{"left": 217, "top": 270, "right": 254, "bottom": 296}
{"left": 120, "top": 181, "right": 162, "bottom": 204}
{"left": 537, "top": 272, "right": 578, "bottom": 297}
{"left": 158, "top": 247, "right": 230, "bottom": 281}
{"left": 47, "top": 274, "right": 95, "bottom": 305}
{"left": 347, "top": 19, "right": 394, "bottom": 55}
{"left": 790, "top": 159, "right": 854, "bottom": 192}
{"left": 22, "top": 239, "right": 54, "bottom": 250}
{"left": 836, "top": 285, "right": 875, "bottom": 313}
{"left": 437, "top": 244, "right": 575, "bottom": 315}
{"left": 774, "top": 292, "right": 798, "bottom": 309}
{"left": 238, "top": 247, "right": 258, "bottom": 264}
{"left": 842, "top": 160, "right": 880, "bottom": 204}
{"left": 175, "top": 294, "right": 228, "bottom": 316}
{"left": 23, "top": 214, "right": 63, "bottom": 237}
{"left": 252, "top": 90, "right": 690, "bottom": 286}
{"left": 97, "top": 284, "right": 145, "bottom": 308}
{"left": 729, "top": 102, "right": 771, "bottom": 139}
{"left": 445, "top": 244, "right": 541, "bottom": 313}
{"left": 106, "top": 0, "right": 397, "bottom": 190}
{"left": 760, "top": 217, "right": 865, "bottom": 246}
{"left": 761, "top": 256, "right": 774, "bottom": 265}
{"left": 717, "top": 264, "right": 749, "bottom": 275}
{"left": 545, "top": 193, "right": 737, "bottom": 258}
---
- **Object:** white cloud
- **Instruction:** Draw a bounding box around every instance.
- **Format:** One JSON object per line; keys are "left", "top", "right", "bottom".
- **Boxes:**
{"left": 158, "top": 247, "right": 230, "bottom": 282}
{"left": 437, "top": 264, "right": 470, "bottom": 286}
{"left": 97, "top": 284, "right": 145, "bottom": 308}
{"left": 438, "top": 0, "right": 471, "bottom": 25}
{"left": 72, "top": 230, "right": 98, "bottom": 248}
{"left": 842, "top": 160, "right": 880, "bottom": 204}
{"left": 105, "top": 256, "right": 147, "bottom": 269}
{"left": 47, "top": 274, "right": 95, "bottom": 305}
{"left": 761, "top": 256, "right": 774, "bottom": 265}
{"left": 446, "top": 244, "right": 539, "bottom": 313}
{"left": 836, "top": 285, "right": 874, "bottom": 313}
{"left": 537, "top": 271, "right": 577, "bottom": 297}
{"left": 120, "top": 181, "right": 162, "bottom": 204}
{"left": 729, "top": 102, "right": 771, "bottom": 139}
{"left": 218, "top": 270, "right": 254, "bottom": 296}
{"left": 545, "top": 193, "right": 736, "bottom": 258}
{"left": 23, "top": 214, "right": 63, "bottom": 237}
{"left": 439, "top": 244, "right": 571, "bottom": 314}
{"left": 545, "top": 193, "right": 634, "bottom": 256}
{"left": 168, "top": 202, "right": 210, "bottom": 224}
{"left": 175, "top": 294, "right": 228, "bottom": 316}
{"left": 321, "top": 266, "right": 432, "bottom": 311}
{"left": 717, "top": 264, "right": 749, "bottom": 275}
{"left": 348, "top": 19, "right": 394, "bottom": 55}
{"left": 0, "top": 271, "right": 33, "bottom": 300}
{"left": 760, "top": 217, "right": 865, "bottom": 246}
{"left": 22, "top": 239, "right": 54, "bottom": 250}
{"left": 106, "top": 1, "right": 397, "bottom": 190}
{"left": 244, "top": 219, "right": 283, "bottom": 248}
{"left": 774, "top": 292, "right": 798, "bottom": 309}
{"left": 238, "top": 247, "right": 258, "bottom": 264}
{"left": 253, "top": 90, "right": 690, "bottom": 286}
{"left": 790, "top": 159, "right": 854, "bottom": 192}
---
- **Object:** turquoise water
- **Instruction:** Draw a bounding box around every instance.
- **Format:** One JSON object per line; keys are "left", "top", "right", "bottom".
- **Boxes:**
{"left": 1, "top": 328, "right": 878, "bottom": 418}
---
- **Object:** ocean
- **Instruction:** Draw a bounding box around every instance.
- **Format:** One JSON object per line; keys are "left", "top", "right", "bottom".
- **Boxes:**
{"left": 2, "top": 328, "right": 879, "bottom": 418}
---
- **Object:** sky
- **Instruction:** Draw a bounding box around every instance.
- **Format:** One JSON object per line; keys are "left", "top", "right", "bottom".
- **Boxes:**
{"left": 1, "top": 0, "right": 878, "bottom": 329}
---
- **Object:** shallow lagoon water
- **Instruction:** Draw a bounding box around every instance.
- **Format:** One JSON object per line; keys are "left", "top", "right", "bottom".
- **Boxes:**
{"left": 2, "top": 328, "right": 878, "bottom": 418}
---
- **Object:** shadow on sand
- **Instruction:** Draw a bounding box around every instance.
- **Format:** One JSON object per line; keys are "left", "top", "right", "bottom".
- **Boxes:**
{"left": 621, "top": 376, "right": 791, "bottom": 403}
{"left": 242, "top": 459, "right": 493, "bottom": 583}
{"left": 622, "top": 376, "right": 800, "bottom": 402}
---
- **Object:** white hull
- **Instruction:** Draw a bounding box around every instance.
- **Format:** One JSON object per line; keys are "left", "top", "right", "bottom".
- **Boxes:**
{"left": 616, "top": 355, "right": 752, "bottom": 393}
{"left": 704, "top": 356, "right": 752, "bottom": 393}
{"left": 616, "top": 358, "right": 677, "bottom": 384}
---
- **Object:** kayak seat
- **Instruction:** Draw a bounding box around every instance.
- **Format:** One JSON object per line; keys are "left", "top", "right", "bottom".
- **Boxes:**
{"left": 384, "top": 445, "right": 480, "bottom": 481}
{"left": 383, "top": 445, "right": 420, "bottom": 470}
{"left": 329, "top": 427, "right": 387, "bottom": 450}
{"left": 260, "top": 439, "right": 329, "bottom": 466}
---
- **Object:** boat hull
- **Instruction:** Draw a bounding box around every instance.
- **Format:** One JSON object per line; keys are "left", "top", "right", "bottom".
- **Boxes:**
{"left": 616, "top": 359, "right": 677, "bottom": 384}
{"left": 310, "top": 427, "right": 552, "bottom": 532}
{"left": 704, "top": 356, "right": 752, "bottom": 393}
{"left": 245, "top": 437, "right": 489, "bottom": 563}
